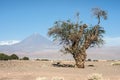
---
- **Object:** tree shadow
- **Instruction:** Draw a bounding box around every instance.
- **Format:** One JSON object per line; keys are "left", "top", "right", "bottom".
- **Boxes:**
{"left": 52, "top": 62, "right": 75, "bottom": 68}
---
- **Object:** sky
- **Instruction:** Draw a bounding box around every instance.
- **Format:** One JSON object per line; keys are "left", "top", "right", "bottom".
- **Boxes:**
{"left": 0, "top": 0, "right": 120, "bottom": 46}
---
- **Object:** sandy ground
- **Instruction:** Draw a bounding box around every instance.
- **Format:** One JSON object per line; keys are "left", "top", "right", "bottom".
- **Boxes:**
{"left": 0, "top": 60, "right": 120, "bottom": 80}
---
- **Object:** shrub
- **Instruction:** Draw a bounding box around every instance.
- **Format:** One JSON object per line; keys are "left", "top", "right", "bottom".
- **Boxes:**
{"left": 111, "top": 62, "right": 120, "bottom": 66}
{"left": 22, "top": 56, "right": 29, "bottom": 60}
{"left": 88, "top": 59, "right": 92, "bottom": 61}
{"left": 87, "top": 73, "right": 110, "bottom": 80}
{"left": 36, "top": 77, "right": 47, "bottom": 80}
{"left": 93, "top": 60, "right": 98, "bottom": 62}
{"left": 35, "top": 77, "right": 64, "bottom": 80}
{"left": 88, "top": 73, "right": 103, "bottom": 80}
{"left": 36, "top": 59, "right": 40, "bottom": 61}
{"left": 40, "top": 59, "right": 49, "bottom": 61}
{"left": 10, "top": 54, "right": 19, "bottom": 60}
{"left": 0, "top": 53, "right": 10, "bottom": 60}
{"left": 88, "top": 64, "right": 95, "bottom": 67}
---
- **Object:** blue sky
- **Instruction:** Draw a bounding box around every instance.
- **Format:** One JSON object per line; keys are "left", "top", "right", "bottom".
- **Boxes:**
{"left": 0, "top": 0, "right": 120, "bottom": 44}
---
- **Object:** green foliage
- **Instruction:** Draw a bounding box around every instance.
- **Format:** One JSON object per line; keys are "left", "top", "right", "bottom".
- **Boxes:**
{"left": 0, "top": 53, "right": 10, "bottom": 60}
{"left": 92, "top": 8, "right": 107, "bottom": 24}
{"left": 87, "top": 59, "right": 92, "bottom": 61}
{"left": 0, "top": 53, "right": 19, "bottom": 60}
{"left": 22, "top": 56, "right": 29, "bottom": 60}
{"left": 10, "top": 54, "right": 19, "bottom": 60}
{"left": 48, "top": 8, "right": 107, "bottom": 55}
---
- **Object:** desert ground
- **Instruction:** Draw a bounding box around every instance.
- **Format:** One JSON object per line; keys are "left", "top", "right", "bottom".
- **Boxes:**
{"left": 0, "top": 60, "right": 120, "bottom": 80}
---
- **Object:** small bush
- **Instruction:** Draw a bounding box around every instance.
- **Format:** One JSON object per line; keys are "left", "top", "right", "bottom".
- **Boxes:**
{"left": 88, "top": 73, "right": 103, "bottom": 80}
{"left": 35, "top": 77, "right": 64, "bottom": 80}
{"left": 88, "top": 59, "right": 92, "bottom": 61}
{"left": 0, "top": 53, "right": 20, "bottom": 60}
{"left": 36, "top": 59, "right": 40, "bottom": 61}
{"left": 40, "top": 59, "right": 49, "bottom": 61}
{"left": 0, "top": 53, "right": 10, "bottom": 60}
{"left": 22, "top": 57, "right": 29, "bottom": 60}
{"left": 88, "top": 64, "right": 95, "bottom": 67}
{"left": 36, "top": 77, "right": 47, "bottom": 80}
{"left": 52, "top": 77, "right": 64, "bottom": 80}
{"left": 111, "top": 62, "right": 120, "bottom": 66}
{"left": 87, "top": 73, "right": 110, "bottom": 80}
{"left": 10, "top": 54, "right": 19, "bottom": 60}
{"left": 93, "top": 60, "right": 98, "bottom": 62}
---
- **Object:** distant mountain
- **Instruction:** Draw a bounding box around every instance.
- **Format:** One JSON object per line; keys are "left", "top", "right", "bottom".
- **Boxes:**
{"left": 12, "top": 33, "right": 55, "bottom": 52}
{"left": 0, "top": 33, "right": 61, "bottom": 59}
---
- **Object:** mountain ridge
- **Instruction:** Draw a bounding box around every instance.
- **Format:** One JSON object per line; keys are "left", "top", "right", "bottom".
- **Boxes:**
{"left": 0, "top": 33, "right": 57, "bottom": 55}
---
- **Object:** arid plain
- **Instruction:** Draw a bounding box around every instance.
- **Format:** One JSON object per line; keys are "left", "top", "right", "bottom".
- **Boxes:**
{"left": 0, "top": 60, "right": 120, "bottom": 80}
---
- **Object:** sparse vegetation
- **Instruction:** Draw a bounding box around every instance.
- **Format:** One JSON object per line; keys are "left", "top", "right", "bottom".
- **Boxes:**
{"left": 22, "top": 56, "right": 29, "bottom": 60}
{"left": 52, "top": 62, "right": 74, "bottom": 68}
{"left": 0, "top": 53, "right": 19, "bottom": 60}
{"left": 36, "top": 58, "right": 40, "bottom": 61}
{"left": 0, "top": 53, "right": 10, "bottom": 60}
{"left": 36, "top": 77, "right": 64, "bottom": 80}
{"left": 93, "top": 60, "right": 98, "bottom": 62}
{"left": 35, "top": 59, "right": 49, "bottom": 61}
{"left": 36, "top": 77, "right": 47, "bottom": 80}
{"left": 88, "top": 59, "right": 92, "bottom": 61}
{"left": 88, "top": 64, "right": 95, "bottom": 67}
{"left": 88, "top": 73, "right": 103, "bottom": 80}
{"left": 0, "top": 53, "right": 30, "bottom": 60}
{"left": 40, "top": 59, "right": 49, "bottom": 61}
{"left": 48, "top": 8, "right": 107, "bottom": 68}
{"left": 87, "top": 73, "right": 109, "bottom": 80}
{"left": 52, "top": 77, "right": 64, "bottom": 80}
{"left": 111, "top": 61, "right": 120, "bottom": 66}
{"left": 10, "top": 54, "right": 19, "bottom": 60}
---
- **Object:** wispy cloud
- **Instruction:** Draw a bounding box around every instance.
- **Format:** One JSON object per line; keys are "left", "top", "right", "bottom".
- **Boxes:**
{"left": 104, "top": 37, "right": 120, "bottom": 46}
{"left": 0, "top": 40, "right": 20, "bottom": 45}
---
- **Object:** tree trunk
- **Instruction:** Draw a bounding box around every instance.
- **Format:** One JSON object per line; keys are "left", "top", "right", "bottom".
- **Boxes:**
{"left": 73, "top": 52, "right": 86, "bottom": 68}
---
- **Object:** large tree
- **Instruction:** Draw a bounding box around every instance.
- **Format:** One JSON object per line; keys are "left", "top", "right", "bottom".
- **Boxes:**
{"left": 48, "top": 8, "right": 107, "bottom": 68}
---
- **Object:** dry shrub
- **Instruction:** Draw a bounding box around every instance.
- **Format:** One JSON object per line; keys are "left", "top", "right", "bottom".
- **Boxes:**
{"left": 36, "top": 77, "right": 47, "bottom": 80}
{"left": 36, "top": 77, "right": 64, "bottom": 80}
{"left": 111, "top": 61, "right": 120, "bottom": 66}
{"left": 52, "top": 77, "right": 64, "bottom": 80}
{"left": 87, "top": 73, "right": 109, "bottom": 80}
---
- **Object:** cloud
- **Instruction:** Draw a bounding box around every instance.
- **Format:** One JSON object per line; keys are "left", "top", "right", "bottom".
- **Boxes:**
{"left": 104, "top": 37, "right": 120, "bottom": 46}
{"left": 0, "top": 40, "right": 20, "bottom": 45}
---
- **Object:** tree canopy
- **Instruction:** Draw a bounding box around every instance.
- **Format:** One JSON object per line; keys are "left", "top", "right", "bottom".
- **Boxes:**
{"left": 48, "top": 8, "right": 107, "bottom": 68}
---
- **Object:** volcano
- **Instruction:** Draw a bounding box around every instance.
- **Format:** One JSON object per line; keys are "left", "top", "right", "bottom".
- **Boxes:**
{"left": 0, "top": 33, "right": 61, "bottom": 59}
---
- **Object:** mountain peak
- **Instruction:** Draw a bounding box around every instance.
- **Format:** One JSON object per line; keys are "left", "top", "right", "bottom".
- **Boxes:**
{"left": 32, "top": 32, "right": 41, "bottom": 36}
{"left": 20, "top": 33, "right": 50, "bottom": 44}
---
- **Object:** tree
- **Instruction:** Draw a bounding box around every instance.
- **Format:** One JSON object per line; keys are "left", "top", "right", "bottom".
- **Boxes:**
{"left": 48, "top": 8, "right": 107, "bottom": 68}
{"left": 10, "top": 54, "right": 19, "bottom": 60}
